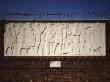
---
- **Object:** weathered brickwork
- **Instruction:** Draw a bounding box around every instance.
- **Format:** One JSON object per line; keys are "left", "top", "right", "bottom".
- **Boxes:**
{"left": 0, "top": 20, "right": 110, "bottom": 82}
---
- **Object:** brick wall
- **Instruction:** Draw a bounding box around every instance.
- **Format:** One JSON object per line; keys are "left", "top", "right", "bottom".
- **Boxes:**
{"left": 0, "top": 20, "right": 110, "bottom": 82}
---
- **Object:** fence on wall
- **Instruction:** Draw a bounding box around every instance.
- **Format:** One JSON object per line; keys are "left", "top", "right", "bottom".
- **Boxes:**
{"left": 0, "top": 9, "right": 110, "bottom": 20}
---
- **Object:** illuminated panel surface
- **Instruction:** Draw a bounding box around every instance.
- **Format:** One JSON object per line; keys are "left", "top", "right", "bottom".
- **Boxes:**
{"left": 50, "top": 61, "right": 61, "bottom": 67}
{"left": 4, "top": 22, "right": 106, "bottom": 56}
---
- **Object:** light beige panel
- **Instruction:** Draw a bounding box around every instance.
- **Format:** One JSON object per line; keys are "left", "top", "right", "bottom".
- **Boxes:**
{"left": 4, "top": 22, "right": 106, "bottom": 56}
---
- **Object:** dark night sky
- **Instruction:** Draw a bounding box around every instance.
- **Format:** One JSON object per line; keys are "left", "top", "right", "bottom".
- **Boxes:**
{"left": 0, "top": 0, "right": 110, "bottom": 20}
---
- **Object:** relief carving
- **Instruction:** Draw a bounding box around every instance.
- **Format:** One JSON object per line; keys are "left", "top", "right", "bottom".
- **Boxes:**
{"left": 4, "top": 22, "right": 106, "bottom": 56}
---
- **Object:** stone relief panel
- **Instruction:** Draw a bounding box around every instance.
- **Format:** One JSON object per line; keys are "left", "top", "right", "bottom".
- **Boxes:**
{"left": 4, "top": 22, "right": 106, "bottom": 56}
